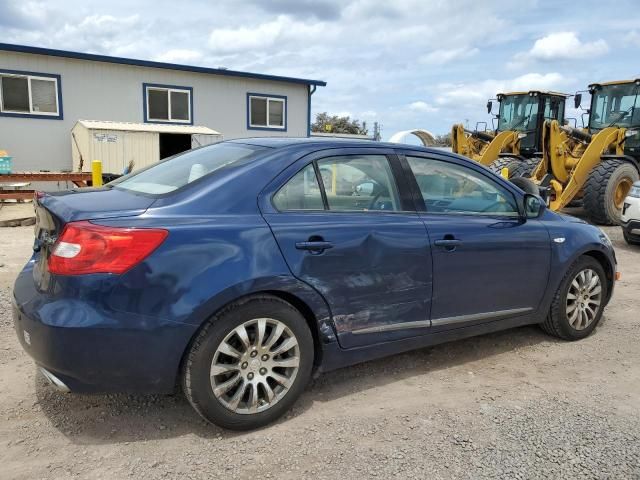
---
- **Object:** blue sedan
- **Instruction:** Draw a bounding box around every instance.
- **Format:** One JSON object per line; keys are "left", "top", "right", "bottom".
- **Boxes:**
{"left": 13, "top": 138, "right": 617, "bottom": 430}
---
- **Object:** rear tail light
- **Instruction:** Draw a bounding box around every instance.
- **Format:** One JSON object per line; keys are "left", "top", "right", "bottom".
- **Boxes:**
{"left": 48, "top": 221, "right": 168, "bottom": 275}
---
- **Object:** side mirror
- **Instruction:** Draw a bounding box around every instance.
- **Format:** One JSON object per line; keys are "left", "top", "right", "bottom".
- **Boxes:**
{"left": 355, "top": 181, "right": 375, "bottom": 196}
{"left": 486, "top": 100, "right": 493, "bottom": 114}
{"left": 574, "top": 93, "right": 582, "bottom": 109}
{"left": 524, "top": 194, "right": 545, "bottom": 219}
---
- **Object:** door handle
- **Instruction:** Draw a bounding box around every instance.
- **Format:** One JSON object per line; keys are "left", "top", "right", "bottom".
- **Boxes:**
{"left": 434, "top": 235, "right": 461, "bottom": 251}
{"left": 295, "top": 241, "right": 334, "bottom": 252}
{"left": 434, "top": 239, "right": 461, "bottom": 247}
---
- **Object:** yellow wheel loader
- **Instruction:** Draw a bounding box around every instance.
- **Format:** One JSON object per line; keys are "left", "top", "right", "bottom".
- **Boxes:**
{"left": 451, "top": 91, "right": 568, "bottom": 176}
{"left": 521, "top": 80, "right": 640, "bottom": 225}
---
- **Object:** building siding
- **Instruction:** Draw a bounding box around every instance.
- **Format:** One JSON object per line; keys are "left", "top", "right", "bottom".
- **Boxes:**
{"left": 0, "top": 51, "right": 310, "bottom": 171}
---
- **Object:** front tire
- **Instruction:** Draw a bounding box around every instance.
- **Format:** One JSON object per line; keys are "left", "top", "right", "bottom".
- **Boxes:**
{"left": 182, "top": 295, "right": 314, "bottom": 430}
{"left": 540, "top": 256, "right": 608, "bottom": 340}
{"left": 583, "top": 159, "right": 639, "bottom": 225}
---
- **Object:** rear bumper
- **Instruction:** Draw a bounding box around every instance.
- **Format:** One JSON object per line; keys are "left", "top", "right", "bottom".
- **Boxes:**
{"left": 12, "top": 266, "right": 198, "bottom": 394}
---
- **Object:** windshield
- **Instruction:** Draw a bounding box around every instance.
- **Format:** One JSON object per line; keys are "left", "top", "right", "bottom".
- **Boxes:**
{"left": 109, "top": 143, "right": 267, "bottom": 195}
{"left": 589, "top": 83, "right": 640, "bottom": 130}
{"left": 497, "top": 94, "right": 539, "bottom": 132}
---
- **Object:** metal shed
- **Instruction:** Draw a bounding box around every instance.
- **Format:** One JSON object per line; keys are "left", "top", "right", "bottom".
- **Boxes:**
{"left": 71, "top": 120, "right": 222, "bottom": 174}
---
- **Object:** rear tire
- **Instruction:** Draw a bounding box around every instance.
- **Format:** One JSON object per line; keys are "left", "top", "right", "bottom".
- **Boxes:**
{"left": 182, "top": 295, "right": 314, "bottom": 430}
{"left": 583, "top": 159, "right": 639, "bottom": 225}
{"left": 540, "top": 256, "right": 608, "bottom": 340}
{"left": 489, "top": 157, "right": 539, "bottom": 179}
{"left": 507, "top": 157, "right": 540, "bottom": 178}
{"left": 488, "top": 157, "right": 513, "bottom": 176}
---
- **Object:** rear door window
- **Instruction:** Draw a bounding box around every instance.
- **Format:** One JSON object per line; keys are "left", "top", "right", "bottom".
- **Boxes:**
{"left": 272, "top": 154, "right": 403, "bottom": 212}
{"left": 317, "top": 155, "right": 401, "bottom": 212}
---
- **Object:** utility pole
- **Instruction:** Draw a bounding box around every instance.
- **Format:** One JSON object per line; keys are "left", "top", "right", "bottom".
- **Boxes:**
{"left": 373, "top": 122, "right": 382, "bottom": 141}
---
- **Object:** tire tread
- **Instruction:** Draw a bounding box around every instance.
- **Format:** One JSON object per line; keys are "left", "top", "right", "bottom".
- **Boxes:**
{"left": 583, "top": 158, "right": 636, "bottom": 225}
{"left": 540, "top": 256, "right": 606, "bottom": 340}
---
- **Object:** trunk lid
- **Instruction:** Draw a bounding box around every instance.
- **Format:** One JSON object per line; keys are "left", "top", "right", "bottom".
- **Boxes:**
{"left": 32, "top": 187, "right": 155, "bottom": 288}
{"left": 39, "top": 187, "right": 155, "bottom": 223}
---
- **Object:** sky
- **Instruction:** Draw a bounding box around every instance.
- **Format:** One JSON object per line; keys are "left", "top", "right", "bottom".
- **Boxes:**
{"left": 2, "top": 0, "right": 640, "bottom": 140}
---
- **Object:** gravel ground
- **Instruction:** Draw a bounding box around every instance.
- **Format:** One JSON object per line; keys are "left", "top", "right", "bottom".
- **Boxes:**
{"left": 1, "top": 213, "right": 640, "bottom": 479}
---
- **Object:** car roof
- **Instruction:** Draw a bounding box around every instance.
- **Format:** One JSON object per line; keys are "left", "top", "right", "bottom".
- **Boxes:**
{"left": 226, "top": 136, "right": 446, "bottom": 154}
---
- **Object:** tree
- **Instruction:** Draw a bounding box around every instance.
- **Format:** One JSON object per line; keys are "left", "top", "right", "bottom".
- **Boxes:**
{"left": 434, "top": 133, "right": 452, "bottom": 147}
{"left": 312, "top": 112, "right": 369, "bottom": 135}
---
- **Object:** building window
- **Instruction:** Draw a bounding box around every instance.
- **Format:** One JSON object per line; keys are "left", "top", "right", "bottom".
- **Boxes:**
{"left": 247, "top": 93, "right": 287, "bottom": 130}
{"left": 144, "top": 84, "right": 192, "bottom": 124}
{"left": 0, "top": 70, "right": 62, "bottom": 119}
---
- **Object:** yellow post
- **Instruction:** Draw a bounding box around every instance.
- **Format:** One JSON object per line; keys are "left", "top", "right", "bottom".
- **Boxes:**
{"left": 92, "top": 160, "right": 103, "bottom": 187}
{"left": 331, "top": 163, "right": 337, "bottom": 195}
{"left": 500, "top": 167, "right": 509, "bottom": 179}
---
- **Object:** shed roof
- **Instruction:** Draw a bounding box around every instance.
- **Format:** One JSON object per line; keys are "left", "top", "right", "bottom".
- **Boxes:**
{"left": 76, "top": 120, "right": 221, "bottom": 135}
{"left": 0, "top": 43, "right": 326, "bottom": 87}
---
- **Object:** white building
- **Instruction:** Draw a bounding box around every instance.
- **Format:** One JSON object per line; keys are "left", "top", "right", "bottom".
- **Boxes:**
{"left": 0, "top": 43, "right": 325, "bottom": 173}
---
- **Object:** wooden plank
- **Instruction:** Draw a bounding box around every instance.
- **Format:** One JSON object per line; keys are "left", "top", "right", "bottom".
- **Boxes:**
{"left": 0, "top": 190, "right": 36, "bottom": 200}
{"left": 0, "top": 172, "right": 92, "bottom": 182}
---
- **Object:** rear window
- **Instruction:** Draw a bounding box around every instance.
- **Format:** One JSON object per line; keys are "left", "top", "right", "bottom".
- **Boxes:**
{"left": 110, "top": 143, "right": 266, "bottom": 194}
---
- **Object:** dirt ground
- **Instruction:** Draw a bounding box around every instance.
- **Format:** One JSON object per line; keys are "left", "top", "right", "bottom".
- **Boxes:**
{"left": 0, "top": 205, "right": 639, "bottom": 479}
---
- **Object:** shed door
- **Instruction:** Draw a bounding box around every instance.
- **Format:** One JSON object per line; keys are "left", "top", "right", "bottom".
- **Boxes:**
{"left": 192, "top": 134, "right": 220, "bottom": 148}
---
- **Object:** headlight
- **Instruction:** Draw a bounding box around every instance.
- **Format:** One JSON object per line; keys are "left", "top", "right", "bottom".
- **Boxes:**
{"left": 628, "top": 185, "right": 640, "bottom": 198}
{"left": 599, "top": 228, "right": 612, "bottom": 247}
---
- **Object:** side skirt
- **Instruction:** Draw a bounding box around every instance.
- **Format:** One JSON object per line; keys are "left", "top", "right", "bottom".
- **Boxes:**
{"left": 318, "top": 312, "right": 541, "bottom": 373}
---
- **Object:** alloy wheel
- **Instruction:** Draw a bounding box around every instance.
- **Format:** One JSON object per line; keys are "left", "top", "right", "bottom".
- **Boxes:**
{"left": 210, "top": 318, "right": 300, "bottom": 414}
{"left": 566, "top": 268, "right": 602, "bottom": 330}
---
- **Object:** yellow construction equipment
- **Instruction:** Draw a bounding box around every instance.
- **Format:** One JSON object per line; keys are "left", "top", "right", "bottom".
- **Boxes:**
{"left": 522, "top": 80, "right": 640, "bottom": 225}
{"left": 452, "top": 91, "right": 569, "bottom": 176}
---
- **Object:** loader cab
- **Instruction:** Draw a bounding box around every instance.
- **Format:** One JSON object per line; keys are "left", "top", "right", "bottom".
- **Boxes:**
{"left": 495, "top": 91, "right": 567, "bottom": 157}
{"left": 586, "top": 80, "right": 640, "bottom": 157}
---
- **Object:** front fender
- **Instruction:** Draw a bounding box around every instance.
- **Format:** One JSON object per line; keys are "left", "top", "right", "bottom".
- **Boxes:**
{"left": 542, "top": 215, "right": 616, "bottom": 308}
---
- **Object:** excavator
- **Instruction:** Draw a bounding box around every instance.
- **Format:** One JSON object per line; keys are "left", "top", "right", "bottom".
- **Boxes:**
{"left": 516, "top": 79, "right": 640, "bottom": 225}
{"left": 451, "top": 90, "right": 569, "bottom": 176}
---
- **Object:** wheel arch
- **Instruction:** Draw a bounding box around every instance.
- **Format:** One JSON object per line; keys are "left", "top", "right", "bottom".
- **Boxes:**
{"left": 581, "top": 249, "right": 615, "bottom": 303}
{"left": 175, "top": 279, "right": 335, "bottom": 389}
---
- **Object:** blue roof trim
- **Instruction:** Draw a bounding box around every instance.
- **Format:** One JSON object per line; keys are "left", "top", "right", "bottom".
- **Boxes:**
{"left": 0, "top": 43, "right": 327, "bottom": 87}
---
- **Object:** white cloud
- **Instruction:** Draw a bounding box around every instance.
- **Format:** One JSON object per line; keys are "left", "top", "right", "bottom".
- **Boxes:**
{"left": 408, "top": 101, "right": 438, "bottom": 113}
{"left": 208, "top": 15, "right": 328, "bottom": 54}
{"left": 154, "top": 49, "right": 203, "bottom": 64}
{"left": 510, "top": 32, "right": 608, "bottom": 69}
{"left": 436, "top": 73, "right": 566, "bottom": 107}
{"left": 419, "top": 47, "right": 479, "bottom": 65}
{"left": 40, "top": 14, "right": 148, "bottom": 56}
{"left": 624, "top": 30, "right": 640, "bottom": 47}
{"left": 529, "top": 32, "right": 608, "bottom": 60}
